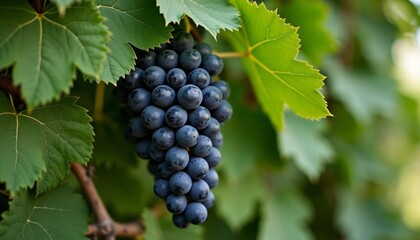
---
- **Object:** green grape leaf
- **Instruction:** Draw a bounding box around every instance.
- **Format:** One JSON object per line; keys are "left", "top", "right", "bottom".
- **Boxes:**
{"left": 278, "top": 111, "right": 334, "bottom": 180}
{"left": 0, "top": 93, "right": 94, "bottom": 194}
{"left": 280, "top": 0, "right": 336, "bottom": 65}
{"left": 156, "top": 0, "right": 240, "bottom": 38}
{"left": 96, "top": 0, "right": 173, "bottom": 83}
{"left": 326, "top": 60, "right": 398, "bottom": 124}
{"left": 214, "top": 170, "right": 263, "bottom": 229}
{"left": 143, "top": 209, "right": 203, "bottom": 240}
{"left": 0, "top": 1, "right": 109, "bottom": 107}
{"left": 258, "top": 190, "right": 312, "bottom": 240}
{"left": 0, "top": 185, "right": 89, "bottom": 240}
{"left": 336, "top": 189, "right": 409, "bottom": 240}
{"left": 50, "top": 0, "right": 82, "bottom": 15}
{"left": 226, "top": 1, "right": 331, "bottom": 130}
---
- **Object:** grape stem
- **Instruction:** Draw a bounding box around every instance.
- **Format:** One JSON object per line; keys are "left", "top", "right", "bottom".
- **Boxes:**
{"left": 71, "top": 163, "right": 145, "bottom": 239}
{"left": 212, "top": 51, "right": 247, "bottom": 58}
{"left": 93, "top": 82, "right": 105, "bottom": 122}
{"left": 184, "top": 16, "right": 202, "bottom": 42}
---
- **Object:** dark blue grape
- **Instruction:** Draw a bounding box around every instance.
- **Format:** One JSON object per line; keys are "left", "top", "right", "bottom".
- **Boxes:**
{"left": 166, "top": 194, "right": 188, "bottom": 214}
{"left": 171, "top": 31, "right": 195, "bottom": 53}
{"left": 177, "top": 84, "right": 203, "bottom": 110}
{"left": 136, "top": 50, "right": 157, "bottom": 70}
{"left": 158, "top": 49, "right": 179, "bottom": 71}
{"left": 152, "top": 127, "right": 175, "bottom": 150}
{"left": 165, "top": 146, "right": 189, "bottom": 170}
{"left": 209, "top": 131, "right": 223, "bottom": 148}
{"left": 211, "top": 80, "right": 231, "bottom": 100}
{"left": 194, "top": 42, "right": 212, "bottom": 56}
{"left": 154, "top": 178, "right": 170, "bottom": 199}
{"left": 191, "top": 135, "right": 212, "bottom": 157}
{"left": 169, "top": 171, "right": 192, "bottom": 195}
{"left": 200, "top": 118, "right": 221, "bottom": 137}
{"left": 188, "top": 106, "right": 211, "bottom": 130}
{"left": 152, "top": 85, "right": 176, "bottom": 108}
{"left": 187, "top": 157, "right": 209, "bottom": 180}
{"left": 165, "top": 105, "right": 188, "bottom": 128}
{"left": 127, "top": 88, "right": 151, "bottom": 113}
{"left": 176, "top": 125, "right": 199, "bottom": 148}
{"left": 141, "top": 105, "right": 165, "bottom": 129}
{"left": 148, "top": 160, "right": 159, "bottom": 176}
{"left": 124, "top": 68, "right": 144, "bottom": 90}
{"left": 180, "top": 48, "right": 202, "bottom": 71}
{"left": 166, "top": 68, "right": 187, "bottom": 89}
{"left": 173, "top": 214, "right": 190, "bottom": 228}
{"left": 185, "top": 202, "right": 208, "bottom": 224}
{"left": 201, "top": 86, "right": 223, "bottom": 110}
{"left": 202, "top": 191, "right": 215, "bottom": 209}
{"left": 128, "top": 117, "right": 149, "bottom": 138}
{"left": 143, "top": 66, "right": 166, "bottom": 89}
{"left": 203, "top": 168, "right": 219, "bottom": 188}
{"left": 187, "top": 68, "right": 210, "bottom": 89}
{"left": 149, "top": 143, "right": 166, "bottom": 162}
{"left": 157, "top": 162, "right": 175, "bottom": 179}
{"left": 189, "top": 180, "right": 210, "bottom": 202}
{"left": 212, "top": 100, "right": 233, "bottom": 123}
{"left": 205, "top": 147, "right": 221, "bottom": 168}
{"left": 136, "top": 139, "right": 152, "bottom": 159}
{"left": 201, "top": 54, "right": 223, "bottom": 76}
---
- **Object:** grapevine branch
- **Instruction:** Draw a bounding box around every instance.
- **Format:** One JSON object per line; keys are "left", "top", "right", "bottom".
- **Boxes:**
{"left": 70, "top": 163, "right": 145, "bottom": 239}
{"left": 0, "top": 75, "right": 21, "bottom": 99}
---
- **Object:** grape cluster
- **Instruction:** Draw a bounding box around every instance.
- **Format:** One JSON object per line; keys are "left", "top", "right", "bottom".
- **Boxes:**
{"left": 117, "top": 31, "right": 232, "bottom": 228}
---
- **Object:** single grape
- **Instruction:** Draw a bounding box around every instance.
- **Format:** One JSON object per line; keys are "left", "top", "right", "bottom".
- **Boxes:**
{"left": 211, "top": 80, "right": 231, "bottom": 99}
{"left": 187, "top": 68, "right": 210, "bottom": 89}
{"left": 173, "top": 214, "right": 190, "bottom": 228}
{"left": 202, "top": 191, "right": 215, "bottom": 209}
{"left": 158, "top": 49, "right": 179, "bottom": 71}
{"left": 152, "top": 127, "right": 175, "bottom": 150}
{"left": 143, "top": 66, "right": 166, "bottom": 89}
{"left": 209, "top": 131, "right": 223, "bottom": 148}
{"left": 136, "top": 139, "right": 152, "bottom": 159}
{"left": 149, "top": 143, "right": 166, "bottom": 162}
{"left": 205, "top": 147, "right": 221, "bottom": 168}
{"left": 200, "top": 118, "right": 221, "bottom": 137}
{"left": 141, "top": 105, "right": 165, "bottom": 130}
{"left": 185, "top": 202, "right": 208, "bottom": 225}
{"left": 191, "top": 135, "right": 212, "bottom": 157}
{"left": 166, "top": 194, "right": 188, "bottom": 214}
{"left": 201, "top": 86, "right": 223, "bottom": 110}
{"left": 157, "top": 162, "right": 175, "bottom": 179}
{"left": 176, "top": 125, "right": 199, "bottom": 148}
{"left": 177, "top": 84, "right": 203, "bottom": 110}
{"left": 201, "top": 54, "right": 224, "bottom": 76}
{"left": 188, "top": 106, "right": 211, "bottom": 130}
{"left": 128, "top": 117, "right": 149, "bottom": 138}
{"left": 171, "top": 31, "right": 195, "bottom": 53}
{"left": 152, "top": 85, "right": 176, "bottom": 108}
{"left": 189, "top": 180, "right": 210, "bottom": 202}
{"left": 124, "top": 67, "right": 144, "bottom": 90}
{"left": 212, "top": 100, "right": 233, "bottom": 123}
{"left": 165, "top": 105, "right": 188, "bottom": 128}
{"left": 127, "top": 88, "right": 151, "bottom": 113}
{"left": 203, "top": 168, "right": 219, "bottom": 188}
{"left": 136, "top": 50, "right": 157, "bottom": 70}
{"left": 166, "top": 68, "right": 187, "bottom": 89}
{"left": 154, "top": 178, "right": 170, "bottom": 199}
{"left": 180, "top": 48, "right": 202, "bottom": 71}
{"left": 148, "top": 160, "right": 159, "bottom": 176}
{"left": 169, "top": 171, "right": 192, "bottom": 195}
{"left": 194, "top": 42, "right": 212, "bottom": 56}
{"left": 187, "top": 157, "right": 209, "bottom": 180}
{"left": 165, "top": 146, "right": 190, "bottom": 170}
